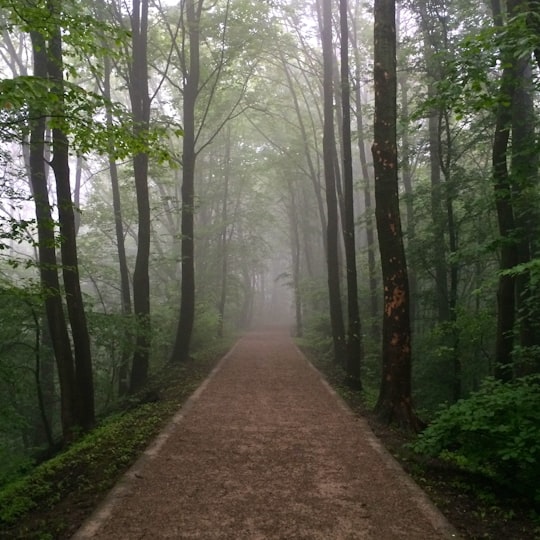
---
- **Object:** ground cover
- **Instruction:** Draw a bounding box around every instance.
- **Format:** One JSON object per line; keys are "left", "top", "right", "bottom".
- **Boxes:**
{"left": 0, "top": 341, "right": 231, "bottom": 539}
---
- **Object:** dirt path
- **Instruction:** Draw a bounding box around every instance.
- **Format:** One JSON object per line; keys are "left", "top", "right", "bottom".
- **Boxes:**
{"left": 73, "top": 328, "right": 458, "bottom": 539}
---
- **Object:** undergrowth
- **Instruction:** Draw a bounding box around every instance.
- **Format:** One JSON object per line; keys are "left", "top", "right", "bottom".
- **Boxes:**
{"left": 0, "top": 339, "right": 232, "bottom": 539}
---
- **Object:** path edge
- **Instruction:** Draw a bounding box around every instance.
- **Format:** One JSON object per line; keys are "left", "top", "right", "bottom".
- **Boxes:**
{"left": 294, "top": 343, "right": 461, "bottom": 540}
{"left": 71, "top": 339, "right": 241, "bottom": 539}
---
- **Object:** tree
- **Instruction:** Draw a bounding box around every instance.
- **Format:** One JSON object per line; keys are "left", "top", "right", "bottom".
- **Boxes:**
{"left": 320, "top": 0, "right": 346, "bottom": 364}
{"left": 28, "top": 28, "right": 79, "bottom": 441}
{"left": 339, "top": 0, "right": 362, "bottom": 386}
{"left": 128, "top": 0, "right": 152, "bottom": 391}
{"left": 170, "top": 0, "right": 203, "bottom": 362}
{"left": 492, "top": 0, "right": 540, "bottom": 379}
{"left": 372, "top": 0, "right": 421, "bottom": 430}
{"left": 47, "top": 0, "right": 94, "bottom": 429}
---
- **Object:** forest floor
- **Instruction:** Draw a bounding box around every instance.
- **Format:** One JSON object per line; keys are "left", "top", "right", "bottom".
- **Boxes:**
{"left": 71, "top": 327, "right": 458, "bottom": 539}
{"left": 4, "top": 328, "right": 537, "bottom": 538}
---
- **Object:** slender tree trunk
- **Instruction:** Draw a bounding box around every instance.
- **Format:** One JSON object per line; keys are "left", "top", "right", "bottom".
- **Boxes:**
{"left": 397, "top": 62, "right": 416, "bottom": 325}
{"left": 351, "top": 13, "right": 379, "bottom": 339}
{"left": 372, "top": 0, "right": 421, "bottom": 431}
{"left": 321, "top": 0, "right": 346, "bottom": 364}
{"left": 340, "top": 0, "right": 362, "bottom": 387}
{"left": 32, "top": 320, "right": 55, "bottom": 448}
{"left": 29, "top": 32, "right": 78, "bottom": 442}
{"left": 171, "top": 0, "right": 202, "bottom": 362}
{"left": 47, "top": 1, "right": 94, "bottom": 430}
{"left": 491, "top": 0, "right": 523, "bottom": 380}
{"left": 511, "top": 56, "right": 540, "bottom": 369}
{"left": 73, "top": 156, "right": 82, "bottom": 235}
{"left": 103, "top": 53, "right": 132, "bottom": 395}
{"left": 286, "top": 178, "right": 303, "bottom": 338}
{"left": 217, "top": 128, "right": 231, "bottom": 339}
{"left": 129, "top": 0, "right": 151, "bottom": 392}
{"left": 492, "top": 63, "right": 517, "bottom": 381}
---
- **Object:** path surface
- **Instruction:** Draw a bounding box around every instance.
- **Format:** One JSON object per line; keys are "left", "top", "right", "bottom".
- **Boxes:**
{"left": 73, "top": 328, "right": 458, "bottom": 539}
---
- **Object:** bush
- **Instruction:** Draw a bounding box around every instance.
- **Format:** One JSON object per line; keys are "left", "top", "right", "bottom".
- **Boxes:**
{"left": 411, "top": 375, "right": 540, "bottom": 502}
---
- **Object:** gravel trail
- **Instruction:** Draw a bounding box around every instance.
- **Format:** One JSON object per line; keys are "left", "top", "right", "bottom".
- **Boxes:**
{"left": 73, "top": 328, "right": 458, "bottom": 540}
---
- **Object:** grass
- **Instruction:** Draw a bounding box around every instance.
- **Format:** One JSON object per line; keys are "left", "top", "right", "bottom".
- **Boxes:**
{"left": 0, "top": 339, "right": 232, "bottom": 540}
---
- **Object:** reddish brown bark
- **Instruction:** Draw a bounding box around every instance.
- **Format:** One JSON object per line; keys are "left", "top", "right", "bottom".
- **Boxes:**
{"left": 372, "top": 0, "right": 421, "bottom": 431}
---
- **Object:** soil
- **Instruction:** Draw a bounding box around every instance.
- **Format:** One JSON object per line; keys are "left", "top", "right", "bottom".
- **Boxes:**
{"left": 73, "top": 328, "right": 459, "bottom": 539}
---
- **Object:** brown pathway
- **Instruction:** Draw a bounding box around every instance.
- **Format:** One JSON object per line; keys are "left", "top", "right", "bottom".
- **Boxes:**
{"left": 73, "top": 328, "right": 459, "bottom": 539}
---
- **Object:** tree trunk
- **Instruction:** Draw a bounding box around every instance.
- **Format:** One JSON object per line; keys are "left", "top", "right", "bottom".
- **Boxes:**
{"left": 492, "top": 64, "right": 517, "bottom": 381}
{"left": 171, "top": 0, "right": 202, "bottom": 362}
{"left": 320, "top": 0, "right": 346, "bottom": 364}
{"left": 217, "top": 128, "right": 231, "bottom": 339}
{"left": 511, "top": 55, "right": 540, "bottom": 371}
{"left": 372, "top": 0, "right": 421, "bottom": 431}
{"left": 490, "top": 0, "right": 534, "bottom": 380}
{"left": 129, "top": 0, "right": 151, "bottom": 392}
{"left": 340, "top": 0, "right": 362, "bottom": 387}
{"left": 395, "top": 4, "right": 417, "bottom": 332}
{"left": 103, "top": 53, "right": 132, "bottom": 396}
{"left": 30, "top": 29, "right": 78, "bottom": 442}
{"left": 47, "top": 1, "right": 94, "bottom": 431}
{"left": 351, "top": 36, "right": 379, "bottom": 340}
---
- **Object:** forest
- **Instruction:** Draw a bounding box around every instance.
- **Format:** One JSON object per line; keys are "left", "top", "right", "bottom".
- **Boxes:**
{"left": 0, "top": 0, "right": 539, "bottom": 537}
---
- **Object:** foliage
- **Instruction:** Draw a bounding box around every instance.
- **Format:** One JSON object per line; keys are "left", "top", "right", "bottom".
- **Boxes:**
{"left": 0, "top": 402, "right": 167, "bottom": 535}
{"left": 0, "top": 339, "right": 230, "bottom": 538}
{"left": 411, "top": 376, "right": 540, "bottom": 502}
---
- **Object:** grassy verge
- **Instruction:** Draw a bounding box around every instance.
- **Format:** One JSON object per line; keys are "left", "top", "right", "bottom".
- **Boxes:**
{"left": 0, "top": 339, "right": 233, "bottom": 540}
{"left": 302, "top": 343, "right": 540, "bottom": 540}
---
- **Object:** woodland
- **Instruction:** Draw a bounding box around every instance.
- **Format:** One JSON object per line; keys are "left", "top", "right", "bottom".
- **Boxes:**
{"left": 0, "top": 0, "right": 539, "bottom": 537}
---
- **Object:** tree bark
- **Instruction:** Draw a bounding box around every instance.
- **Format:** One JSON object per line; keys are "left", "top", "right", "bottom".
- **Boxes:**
{"left": 217, "top": 127, "right": 231, "bottom": 339}
{"left": 351, "top": 7, "right": 379, "bottom": 341}
{"left": 320, "top": 0, "right": 346, "bottom": 364}
{"left": 340, "top": 0, "right": 362, "bottom": 387}
{"left": 372, "top": 0, "right": 421, "bottom": 431}
{"left": 47, "top": 0, "right": 94, "bottom": 430}
{"left": 171, "top": 0, "right": 202, "bottom": 362}
{"left": 29, "top": 29, "right": 78, "bottom": 441}
{"left": 129, "top": 0, "right": 151, "bottom": 391}
{"left": 103, "top": 52, "right": 133, "bottom": 396}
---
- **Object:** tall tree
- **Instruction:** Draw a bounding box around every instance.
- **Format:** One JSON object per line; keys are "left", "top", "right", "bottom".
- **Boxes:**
{"left": 320, "top": 0, "right": 346, "bottom": 364}
{"left": 170, "top": 0, "right": 203, "bottom": 362}
{"left": 492, "top": 0, "right": 540, "bottom": 379}
{"left": 128, "top": 0, "right": 151, "bottom": 391}
{"left": 372, "top": 0, "right": 420, "bottom": 430}
{"left": 340, "top": 0, "right": 362, "bottom": 387}
{"left": 29, "top": 29, "right": 79, "bottom": 441}
{"left": 350, "top": 0, "right": 379, "bottom": 340}
{"left": 217, "top": 126, "right": 231, "bottom": 338}
{"left": 47, "top": 0, "right": 95, "bottom": 430}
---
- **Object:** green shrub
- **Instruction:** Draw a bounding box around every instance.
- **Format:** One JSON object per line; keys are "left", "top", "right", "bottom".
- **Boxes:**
{"left": 411, "top": 375, "right": 540, "bottom": 501}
